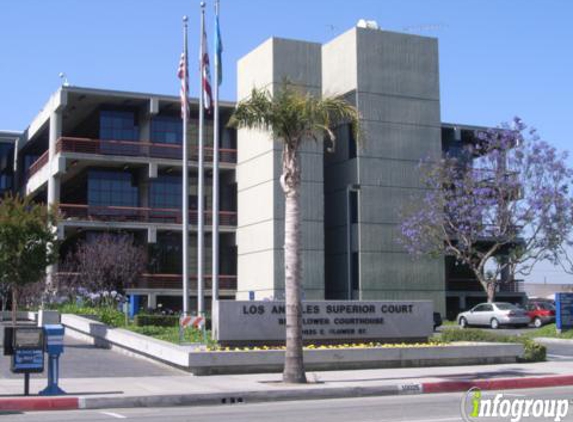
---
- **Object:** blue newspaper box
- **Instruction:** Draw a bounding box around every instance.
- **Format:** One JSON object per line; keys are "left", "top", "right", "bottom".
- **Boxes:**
{"left": 40, "top": 324, "right": 66, "bottom": 396}
{"left": 44, "top": 324, "right": 65, "bottom": 355}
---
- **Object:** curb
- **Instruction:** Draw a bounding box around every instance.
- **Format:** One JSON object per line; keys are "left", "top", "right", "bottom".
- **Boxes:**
{"left": 535, "top": 337, "right": 573, "bottom": 345}
{"left": 4, "top": 375, "right": 573, "bottom": 412}
{"left": 0, "top": 397, "right": 78, "bottom": 412}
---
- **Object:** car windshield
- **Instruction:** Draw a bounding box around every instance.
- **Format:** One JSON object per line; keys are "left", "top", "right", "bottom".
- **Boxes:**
{"left": 539, "top": 303, "right": 555, "bottom": 310}
{"left": 495, "top": 303, "right": 518, "bottom": 310}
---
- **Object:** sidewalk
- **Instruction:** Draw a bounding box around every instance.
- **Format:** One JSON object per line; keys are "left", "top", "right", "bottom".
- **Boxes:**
{"left": 2, "top": 360, "right": 573, "bottom": 411}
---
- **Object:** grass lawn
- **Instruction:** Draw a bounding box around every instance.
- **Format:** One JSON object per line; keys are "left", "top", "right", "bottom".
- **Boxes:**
{"left": 126, "top": 324, "right": 216, "bottom": 346}
{"left": 524, "top": 323, "right": 573, "bottom": 339}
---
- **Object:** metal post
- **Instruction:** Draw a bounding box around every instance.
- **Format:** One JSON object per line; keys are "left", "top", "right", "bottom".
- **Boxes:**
{"left": 197, "top": 2, "right": 206, "bottom": 316}
{"left": 181, "top": 16, "right": 190, "bottom": 316}
{"left": 24, "top": 373, "right": 29, "bottom": 396}
{"left": 346, "top": 186, "right": 352, "bottom": 301}
{"left": 212, "top": 0, "right": 221, "bottom": 308}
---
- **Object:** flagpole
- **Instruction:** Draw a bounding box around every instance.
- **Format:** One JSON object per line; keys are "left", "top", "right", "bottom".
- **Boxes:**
{"left": 212, "top": 0, "right": 220, "bottom": 308}
{"left": 181, "top": 15, "right": 190, "bottom": 317}
{"left": 197, "top": 1, "right": 206, "bottom": 317}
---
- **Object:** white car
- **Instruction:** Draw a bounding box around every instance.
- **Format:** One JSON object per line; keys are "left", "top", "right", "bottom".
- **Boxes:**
{"left": 457, "top": 302, "right": 531, "bottom": 329}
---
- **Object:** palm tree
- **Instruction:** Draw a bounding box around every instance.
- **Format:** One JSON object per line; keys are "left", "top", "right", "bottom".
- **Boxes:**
{"left": 230, "top": 83, "right": 361, "bottom": 383}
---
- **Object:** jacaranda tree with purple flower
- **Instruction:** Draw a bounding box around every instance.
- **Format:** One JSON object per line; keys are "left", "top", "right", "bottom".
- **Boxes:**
{"left": 399, "top": 118, "right": 573, "bottom": 303}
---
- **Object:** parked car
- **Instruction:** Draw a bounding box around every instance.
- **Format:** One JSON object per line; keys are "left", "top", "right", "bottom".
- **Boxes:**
{"left": 433, "top": 312, "right": 443, "bottom": 330}
{"left": 526, "top": 301, "right": 555, "bottom": 328}
{"left": 457, "top": 302, "right": 531, "bottom": 329}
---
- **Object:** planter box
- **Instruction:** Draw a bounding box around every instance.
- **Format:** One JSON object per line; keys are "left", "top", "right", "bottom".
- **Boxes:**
{"left": 61, "top": 314, "right": 524, "bottom": 376}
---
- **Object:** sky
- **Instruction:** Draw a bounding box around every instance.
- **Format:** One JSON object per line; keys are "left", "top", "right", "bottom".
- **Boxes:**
{"left": 1, "top": 0, "right": 572, "bottom": 284}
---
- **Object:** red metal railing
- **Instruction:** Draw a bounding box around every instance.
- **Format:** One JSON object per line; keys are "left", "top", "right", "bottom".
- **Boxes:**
{"left": 137, "top": 274, "right": 237, "bottom": 290}
{"left": 59, "top": 203, "right": 237, "bottom": 226}
{"left": 27, "top": 150, "right": 49, "bottom": 179}
{"left": 55, "top": 272, "right": 237, "bottom": 291}
{"left": 56, "top": 137, "right": 237, "bottom": 163}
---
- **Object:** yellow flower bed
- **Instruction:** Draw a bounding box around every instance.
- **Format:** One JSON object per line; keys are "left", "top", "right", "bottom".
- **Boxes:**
{"left": 205, "top": 341, "right": 446, "bottom": 352}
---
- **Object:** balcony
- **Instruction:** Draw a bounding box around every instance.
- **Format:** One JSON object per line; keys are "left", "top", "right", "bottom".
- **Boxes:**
{"left": 56, "top": 137, "right": 237, "bottom": 163}
{"left": 59, "top": 203, "right": 237, "bottom": 226}
{"left": 55, "top": 273, "right": 237, "bottom": 291}
{"left": 447, "top": 278, "right": 524, "bottom": 293}
{"left": 27, "top": 150, "right": 49, "bottom": 179}
{"left": 137, "top": 274, "right": 237, "bottom": 291}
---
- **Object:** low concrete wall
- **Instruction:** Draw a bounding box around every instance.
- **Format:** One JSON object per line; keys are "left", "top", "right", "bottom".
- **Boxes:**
{"left": 61, "top": 314, "right": 524, "bottom": 375}
{"left": 0, "top": 311, "right": 37, "bottom": 322}
{"left": 61, "top": 314, "right": 190, "bottom": 367}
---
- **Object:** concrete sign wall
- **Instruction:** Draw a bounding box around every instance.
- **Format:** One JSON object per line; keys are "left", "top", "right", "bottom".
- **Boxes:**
{"left": 214, "top": 300, "right": 433, "bottom": 343}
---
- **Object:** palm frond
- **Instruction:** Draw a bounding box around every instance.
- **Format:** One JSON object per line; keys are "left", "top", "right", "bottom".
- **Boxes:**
{"left": 229, "top": 82, "right": 362, "bottom": 151}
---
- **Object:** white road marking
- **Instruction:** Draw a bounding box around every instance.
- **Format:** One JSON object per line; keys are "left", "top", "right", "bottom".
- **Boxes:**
{"left": 100, "top": 411, "right": 127, "bottom": 419}
{"left": 548, "top": 353, "right": 573, "bottom": 359}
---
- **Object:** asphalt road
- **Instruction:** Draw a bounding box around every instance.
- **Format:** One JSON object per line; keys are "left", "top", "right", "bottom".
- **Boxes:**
{"left": 3, "top": 386, "right": 573, "bottom": 422}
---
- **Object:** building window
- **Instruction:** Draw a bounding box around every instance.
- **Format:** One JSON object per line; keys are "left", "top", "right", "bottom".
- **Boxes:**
{"left": 149, "top": 232, "right": 182, "bottom": 274}
{"left": 87, "top": 169, "right": 138, "bottom": 207}
{"left": 100, "top": 110, "right": 139, "bottom": 141}
{"left": 349, "top": 190, "right": 358, "bottom": 224}
{"left": 150, "top": 175, "right": 181, "bottom": 208}
{"left": 151, "top": 116, "right": 183, "bottom": 145}
{"left": 348, "top": 125, "right": 356, "bottom": 159}
{"left": 351, "top": 252, "right": 359, "bottom": 292}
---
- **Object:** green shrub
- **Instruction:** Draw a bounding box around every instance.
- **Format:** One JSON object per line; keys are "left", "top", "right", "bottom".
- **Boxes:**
{"left": 49, "top": 302, "right": 126, "bottom": 327}
{"left": 134, "top": 314, "right": 178, "bottom": 327}
{"left": 440, "top": 328, "right": 546, "bottom": 362}
{"left": 520, "top": 338, "right": 546, "bottom": 362}
{"left": 98, "top": 307, "right": 126, "bottom": 328}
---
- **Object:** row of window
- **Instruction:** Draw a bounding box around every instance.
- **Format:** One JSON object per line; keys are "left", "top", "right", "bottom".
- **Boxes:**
{"left": 87, "top": 170, "right": 218, "bottom": 209}
{"left": 100, "top": 110, "right": 218, "bottom": 146}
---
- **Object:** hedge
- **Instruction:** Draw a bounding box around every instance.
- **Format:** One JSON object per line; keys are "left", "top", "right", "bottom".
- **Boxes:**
{"left": 440, "top": 328, "right": 546, "bottom": 363}
{"left": 134, "top": 314, "right": 179, "bottom": 327}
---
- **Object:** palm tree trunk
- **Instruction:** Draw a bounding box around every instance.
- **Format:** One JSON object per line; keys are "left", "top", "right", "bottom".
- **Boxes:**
{"left": 281, "top": 144, "right": 306, "bottom": 384}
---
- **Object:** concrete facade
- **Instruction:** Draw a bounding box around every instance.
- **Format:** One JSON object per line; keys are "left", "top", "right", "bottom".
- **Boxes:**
{"left": 236, "top": 38, "right": 325, "bottom": 300}
{"left": 235, "top": 28, "right": 446, "bottom": 314}
{"left": 323, "top": 28, "right": 445, "bottom": 312}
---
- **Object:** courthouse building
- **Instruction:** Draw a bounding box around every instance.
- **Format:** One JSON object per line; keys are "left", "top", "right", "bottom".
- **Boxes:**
{"left": 0, "top": 25, "right": 525, "bottom": 318}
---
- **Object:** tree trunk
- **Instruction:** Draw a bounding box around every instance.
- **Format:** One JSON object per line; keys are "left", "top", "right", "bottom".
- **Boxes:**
{"left": 281, "top": 143, "right": 306, "bottom": 384}
{"left": 11, "top": 285, "right": 18, "bottom": 327}
{"left": 486, "top": 281, "right": 496, "bottom": 303}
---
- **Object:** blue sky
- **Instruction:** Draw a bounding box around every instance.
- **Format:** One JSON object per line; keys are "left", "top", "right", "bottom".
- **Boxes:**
{"left": 1, "top": 0, "right": 572, "bottom": 283}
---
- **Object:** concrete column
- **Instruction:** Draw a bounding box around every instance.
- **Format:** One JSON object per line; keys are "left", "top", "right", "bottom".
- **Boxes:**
{"left": 47, "top": 110, "right": 62, "bottom": 288}
{"left": 236, "top": 38, "right": 324, "bottom": 300}
{"left": 47, "top": 110, "right": 62, "bottom": 205}
{"left": 147, "top": 293, "right": 157, "bottom": 309}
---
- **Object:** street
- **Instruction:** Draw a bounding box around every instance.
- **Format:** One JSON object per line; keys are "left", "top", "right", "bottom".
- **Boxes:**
{"left": 2, "top": 386, "right": 573, "bottom": 421}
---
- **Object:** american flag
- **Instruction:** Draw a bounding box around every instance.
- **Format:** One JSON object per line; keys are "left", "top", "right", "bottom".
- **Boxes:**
{"left": 177, "top": 51, "right": 189, "bottom": 118}
{"left": 201, "top": 29, "right": 213, "bottom": 112}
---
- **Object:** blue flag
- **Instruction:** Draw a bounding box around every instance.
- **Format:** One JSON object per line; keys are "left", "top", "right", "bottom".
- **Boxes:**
{"left": 215, "top": 13, "right": 223, "bottom": 86}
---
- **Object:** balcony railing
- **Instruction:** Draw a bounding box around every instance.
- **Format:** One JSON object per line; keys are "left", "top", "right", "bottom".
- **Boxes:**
{"left": 55, "top": 272, "right": 237, "bottom": 291}
{"left": 137, "top": 274, "right": 237, "bottom": 290}
{"left": 56, "top": 137, "right": 237, "bottom": 163}
{"left": 59, "top": 203, "right": 237, "bottom": 226}
{"left": 27, "top": 150, "right": 49, "bottom": 179}
{"left": 447, "top": 278, "right": 524, "bottom": 293}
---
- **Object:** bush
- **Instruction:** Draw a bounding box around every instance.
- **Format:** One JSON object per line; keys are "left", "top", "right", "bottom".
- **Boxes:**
{"left": 98, "top": 307, "right": 126, "bottom": 328}
{"left": 134, "top": 314, "right": 178, "bottom": 327}
{"left": 48, "top": 303, "right": 126, "bottom": 327}
{"left": 440, "top": 328, "right": 546, "bottom": 362}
